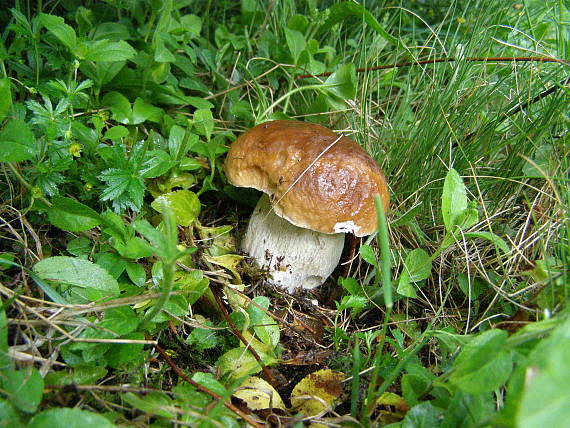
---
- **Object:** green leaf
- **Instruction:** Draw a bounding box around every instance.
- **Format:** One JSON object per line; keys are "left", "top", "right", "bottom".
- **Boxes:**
{"left": 186, "top": 321, "right": 218, "bottom": 351}
{"left": 0, "top": 300, "right": 9, "bottom": 371}
{"left": 33, "top": 256, "right": 120, "bottom": 302}
{"left": 140, "top": 150, "right": 175, "bottom": 178}
{"left": 151, "top": 190, "right": 201, "bottom": 227}
{"left": 517, "top": 318, "right": 570, "bottom": 428}
{"left": 320, "top": 2, "right": 399, "bottom": 46}
{"left": 441, "top": 391, "right": 494, "bottom": 428}
{"left": 284, "top": 27, "right": 306, "bottom": 64}
{"left": 396, "top": 272, "right": 417, "bottom": 298}
{"left": 103, "top": 126, "right": 129, "bottom": 141}
{"left": 95, "top": 252, "right": 126, "bottom": 279}
{"left": 193, "top": 109, "right": 214, "bottom": 141}
{"left": 126, "top": 261, "right": 146, "bottom": 286}
{"left": 441, "top": 169, "right": 467, "bottom": 232}
{"left": 2, "top": 368, "right": 44, "bottom": 413}
{"left": 180, "top": 14, "right": 202, "bottom": 37}
{"left": 323, "top": 63, "right": 356, "bottom": 106}
{"left": 217, "top": 347, "right": 276, "bottom": 382}
{"left": 192, "top": 372, "right": 227, "bottom": 396}
{"left": 168, "top": 125, "right": 187, "bottom": 160}
{"left": 359, "top": 244, "right": 378, "bottom": 266}
{"left": 102, "top": 306, "right": 139, "bottom": 335}
{"left": 47, "top": 196, "right": 102, "bottom": 232}
{"left": 0, "top": 399, "right": 22, "bottom": 427}
{"left": 247, "top": 296, "right": 280, "bottom": 349}
{"left": 41, "top": 14, "right": 77, "bottom": 49}
{"left": 28, "top": 408, "right": 116, "bottom": 428}
{"left": 401, "top": 249, "right": 432, "bottom": 282}
{"left": 450, "top": 329, "right": 513, "bottom": 394}
{"left": 0, "top": 119, "right": 38, "bottom": 162}
{"left": 44, "top": 366, "right": 108, "bottom": 386}
{"left": 463, "top": 231, "right": 510, "bottom": 254}
{"left": 123, "top": 392, "right": 174, "bottom": 418}
{"left": 132, "top": 98, "right": 163, "bottom": 124}
{"left": 402, "top": 402, "right": 443, "bottom": 428}
{"left": 101, "top": 92, "right": 131, "bottom": 123}
{"left": 74, "top": 39, "right": 136, "bottom": 62}
{"left": 0, "top": 78, "right": 12, "bottom": 122}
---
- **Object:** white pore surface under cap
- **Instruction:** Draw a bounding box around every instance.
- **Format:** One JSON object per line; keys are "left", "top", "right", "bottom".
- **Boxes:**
{"left": 242, "top": 194, "right": 345, "bottom": 291}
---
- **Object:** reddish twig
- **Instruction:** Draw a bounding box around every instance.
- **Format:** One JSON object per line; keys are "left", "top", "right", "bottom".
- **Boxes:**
{"left": 154, "top": 344, "right": 265, "bottom": 428}
{"left": 296, "top": 56, "right": 569, "bottom": 80}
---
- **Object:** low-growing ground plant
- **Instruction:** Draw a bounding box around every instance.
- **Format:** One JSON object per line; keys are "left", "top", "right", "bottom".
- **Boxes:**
{"left": 0, "top": 0, "right": 568, "bottom": 427}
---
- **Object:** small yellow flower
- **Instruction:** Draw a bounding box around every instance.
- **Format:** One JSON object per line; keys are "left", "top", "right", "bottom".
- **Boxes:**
{"left": 457, "top": 17, "right": 466, "bottom": 24}
{"left": 69, "top": 143, "right": 82, "bottom": 157}
{"left": 83, "top": 183, "right": 93, "bottom": 192}
{"left": 32, "top": 187, "right": 42, "bottom": 198}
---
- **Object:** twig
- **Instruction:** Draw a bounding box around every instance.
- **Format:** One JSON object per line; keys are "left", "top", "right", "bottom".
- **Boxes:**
{"left": 154, "top": 345, "right": 265, "bottom": 428}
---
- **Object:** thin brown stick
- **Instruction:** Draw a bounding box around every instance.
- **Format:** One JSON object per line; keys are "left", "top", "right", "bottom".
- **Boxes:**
{"left": 212, "top": 288, "right": 277, "bottom": 386}
{"left": 296, "top": 56, "right": 569, "bottom": 79}
{"left": 154, "top": 345, "right": 265, "bottom": 428}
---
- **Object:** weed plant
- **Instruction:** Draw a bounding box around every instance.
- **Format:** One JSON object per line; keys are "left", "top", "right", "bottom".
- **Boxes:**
{"left": 0, "top": 0, "right": 568, "bottom": 427}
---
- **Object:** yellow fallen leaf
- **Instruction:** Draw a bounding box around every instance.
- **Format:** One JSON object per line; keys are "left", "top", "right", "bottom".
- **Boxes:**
{"left": 232, "top": 376, "right": 286, "bottom": 411}
{"left": 290, "top": 369, "right": 345, "bottom": 417}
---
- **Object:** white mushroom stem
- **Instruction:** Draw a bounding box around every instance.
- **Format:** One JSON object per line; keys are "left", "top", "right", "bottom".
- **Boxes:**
{"left": 242, "top": 194, "right": 345, "bottom": 292}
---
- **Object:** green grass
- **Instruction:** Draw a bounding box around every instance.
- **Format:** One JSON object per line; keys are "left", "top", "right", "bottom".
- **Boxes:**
{"left": 0, "top": 0, "right": 568, "bottom": 427}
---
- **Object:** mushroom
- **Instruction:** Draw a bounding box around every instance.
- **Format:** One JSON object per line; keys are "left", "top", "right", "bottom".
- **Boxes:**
{"left": 224, "top": 120, "right": 389, "bottom": 292}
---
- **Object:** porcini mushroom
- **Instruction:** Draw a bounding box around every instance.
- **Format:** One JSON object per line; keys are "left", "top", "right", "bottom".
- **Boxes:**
{"left": 225, "top": 120, "right": 389, "bottom": 291}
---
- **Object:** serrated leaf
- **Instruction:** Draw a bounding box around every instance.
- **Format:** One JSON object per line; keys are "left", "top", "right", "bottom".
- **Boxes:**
{"left": 28, "top": 408, "right": 116, "bottom": 428}
{"left": 140, "top": 150, "right": 175, "bottom": 178}
{"left": 151, "top": 190, "right": 201, "bottom": 227}
{"left": 290, "top": 369, "right": 344, "bottom": 416}
{"left": 47, "top": 196, "right": 102, "bottom": 232}
{"left": 41, "top": 14, "right": 77, "bottom": 49}
{"left": 233, "top": 376, "right": 286, "bottom": 411}
{"left": 0, "top": 119, "right": 38, "bottom": 162}
{"left": 442, "top": 169, "right": 467, "bottom": 232}
{"left": 98, "top": 168, "right": 145, "bottom": 212}
{"left": 34, "top": 256, "right": 120, "bottom": 302}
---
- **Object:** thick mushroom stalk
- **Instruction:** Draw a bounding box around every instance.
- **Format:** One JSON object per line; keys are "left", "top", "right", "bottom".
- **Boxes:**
{"left": 242, "top": 194, "right": 345, "bottom": 291}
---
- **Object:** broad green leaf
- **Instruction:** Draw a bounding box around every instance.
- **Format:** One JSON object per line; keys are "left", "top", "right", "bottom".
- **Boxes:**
{"left": 123, "top": 392, "right": 174, "bottom": 418}
{"left": 176, "top": 270, "right": 209, "bottom": 305}
{"left": 106, "top": 332, "right": 145, "bottom": 368}
{"left": 101, "top": 92, "right": 132, "bottom": 123}
{"left": 0, "top": 119, "right": 38, "bottom": 162}
{"left": 168, "top": 125, "right": 187, "bottom": 160}
{"left": 126, "top": 261, "right": 146, "bottom": 286}
{"left": 397, "top": 272, "right": 417, "bottom": 298}
{"left": 44, "top": 366, "right": 108, "bottom": 386}
{"left": 102, "top": 306, "right": 139, "bottom": 335}
{"left": 284, "top": 27, "right": 306, "bottom": 64}
{"left": 186, "top": 320, "right": 218, "bottom": 351}
{"left": 402, "top": 402, "right": 443, "bottom": 428}
{"left": 193, "top": 109, "right": 214, "bottom": 141}
{"left": 401, "top": 249, "right": 432, "bottom": 282}
{"left": 119, "top": 237, "right": 155, "bottom": 259}
{"left": 34, "top": 256, "right": 120, "bottom": 302}
{"left": 463, "top": 231, "right": 510, "bottom": 254}
{"left": 441, "top": 390, "right": 494, "bottom": 428}
{"left": 192, "top": 372, "right": 227, "bottom": 396}
{"left": 323, "top": 63, "right": 356, "bottom": 107}
{"left": 132, "top": 98, "right": 163, "bottom": 124}
{"left": 28, "top": 408, "right": 116, "bottom": 428}
{"left": 103, "top": 126, "right": 129, "bottom": 141}
{"left": 247, "top": 296, "right": 280, "bottom": 349}
{"left": 0, "top": 400, "right": 22, "bottom": 427}
{"left": 320, "top": 2, "right": 399, "bottom": 46}
{"left": 180, "top": 14, "right": 202, "bottom": 37}
{"left": 41, "top": 14, "right": 77, "bottom": 49}
{"left": 359, "top": 244, "right": 378, "bottom": 266}
{"left": 95, "top": 252, "right": 126, "bottom": 279}
{"left": 2, "top": 368, "right": 44, "bottom": 413}
{"left": 151, "top": 190, "right": 201, "bottom": 227}
{"left": 441, "top": 169, "right": 467, "bottom": 232}
{"left": 47, "top": 196, "right": 102, "bottom": 232}
{"left": 74, "top": 39, "right": 136, "bottom": 62}
{"left": 0, "top": 78, "right": 12, "bottom": 122}
{"left": 140, "top": 150, "right": 175, "bottom": 178}
{"left": 450, "top": 329, "right": 513, "bottom": 394}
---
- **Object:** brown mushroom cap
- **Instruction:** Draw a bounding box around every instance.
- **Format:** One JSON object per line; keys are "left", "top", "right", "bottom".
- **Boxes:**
{"left": 224, "top": 120, "right": 389, "bottom": 237}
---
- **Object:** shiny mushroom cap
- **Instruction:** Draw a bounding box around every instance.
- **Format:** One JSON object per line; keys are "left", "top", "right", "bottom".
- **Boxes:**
{"left": 224, "top": 120, "right": 389, "bottom": 237}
